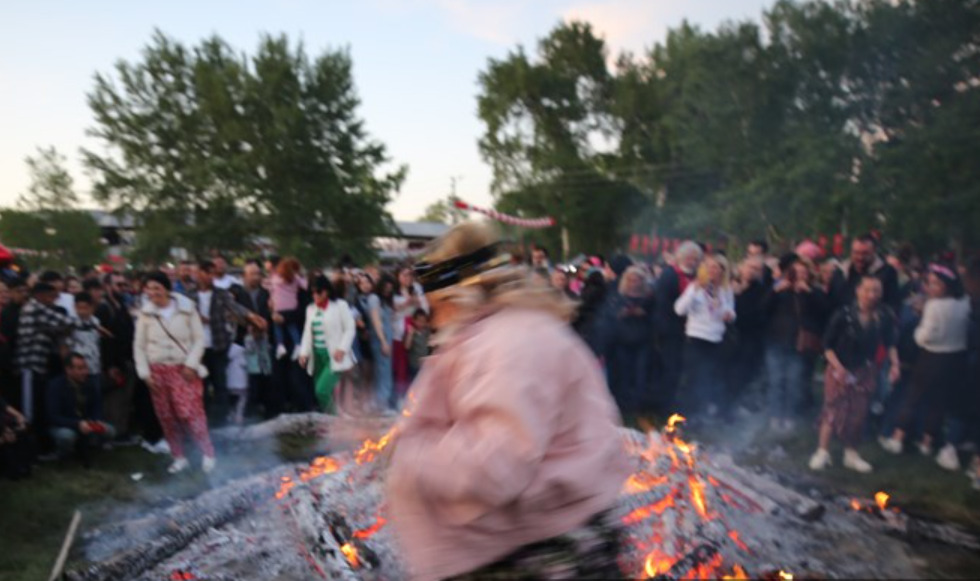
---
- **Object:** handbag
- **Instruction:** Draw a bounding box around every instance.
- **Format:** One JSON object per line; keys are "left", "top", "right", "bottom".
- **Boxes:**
{"left": 794, "top": 294, "right": 822, "bottom": 354}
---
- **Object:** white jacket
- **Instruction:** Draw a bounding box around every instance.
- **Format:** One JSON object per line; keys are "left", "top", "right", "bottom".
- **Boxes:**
{"left": 915, "top": 296, "right": 971, "bottom": 353}
{"left": 134, "top": 293, "right": 207, "bottom": 380}
{"left": 299, "top": 300, "right": 357, "bottom": 375}
{"left": 674, "top": 283, "right": 735, "bottom": 343}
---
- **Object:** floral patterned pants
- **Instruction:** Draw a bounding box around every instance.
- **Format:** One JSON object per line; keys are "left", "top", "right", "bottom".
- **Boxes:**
{"left": 149, "top": 364, "right": 215, "bottom": 458}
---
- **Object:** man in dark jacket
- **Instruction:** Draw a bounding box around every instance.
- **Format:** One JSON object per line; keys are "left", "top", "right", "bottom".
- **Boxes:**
{"left": 653, "top": 241, "right": 703, "bottom": 413}
{"left": 829, "top": 235, "right": 901, "bottom": 314}
{"left": 231, "top": 261, "right": 278, "bottom": 418}
{"left": 189, "top": 261, "right": 266, "bottom": 419}
{"left": 95, "top": 274, "right": 136, "bottom": 437}
{"left": 728, "top": 257, "right": 769, "bottom": 411}
{"left": 47, "top": 353, "right": 115, "bottom": 461}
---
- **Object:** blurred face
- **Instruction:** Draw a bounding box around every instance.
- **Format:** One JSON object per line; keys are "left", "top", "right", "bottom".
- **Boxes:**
{"left": 88, "top": 286, "right": 105, "bottom": 305}
{"left": 313, "top": 289, "right": 329, "bottom": 304}
{"left": 10, "top": 285, "right": 28, "bottom": 305}
{"left": 426, "top": 294, "right": 459, "bottom": 331}
{"left": 706, "top": 259, "right": 725, "bottom": 285}
{"left": 820, "top": 262, "right": 837, "bottom": 286}
{"left": 925, "top": 272, "right": 949, "bottom": 299}
{"left": 67, "top": 279, "right": 82, "bottom": 294}
{"left": 49, "top": 279, "right": 65, "bottom": 293}
{"left": 856, "top": 278, "right": 882, "bottom": 311}
{"left": 75, "top": 301, "right": 94, "bottom": 320}
{"left": 740, "top": 259, "right": 763, "bottom": 283}
{"left": 851, "top": 240, "right": 875, "bottom": 272}
{"left": 532, "top": 249, "right": 547, "bottom": 266}
{"left": 747, "top": 243, "right": 765, "bottom": 258}
{"left": 623, "top": 271, "right": 644, "bottom": 295}
{"left": 357, "top": 276, "right": 373, "bottom": 294}
{"left": 792, "top": 262, "right": 811, "bottom": 284}
{"left": 37, "top": 290, "right": 58, "bottom": 306}
{"left": 110, "top": 275, "right": 128, "bottom": 295}
{"left": 214, "top": 257, "right": 228, "bottom": 276}
{"left": 243, "top": 264, "right": 262, "bottom": 288}
{"left": 178, "top": 263, "right": 191, "bottom": 280}
{"left": 197, "top": 267, "right": 214, "bottom": 289}
{"left": 66, "top": 356, "right": 89, "bottom": 384}
{"left": 680, "top": 251, "right": 701, "bottom": 274}
{"left": 144, "top": 280, "right": 170, "bottom": 307}
{"left": 398, "top": 268, "right": 414, "bottom": 290}
{"left": 413, "top": 314, "right": 429, "bottom": 330}
{"left": 550, "top": 270, "right": 568, "bottom": 291}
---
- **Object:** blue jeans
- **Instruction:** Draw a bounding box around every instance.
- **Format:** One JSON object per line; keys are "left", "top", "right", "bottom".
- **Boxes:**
{"left": 50, "top": 424, "right": 117, "bottom": 458}
{"left": 684, "top": 338, "right": 723, "bottom": 413}
{"left": 765, "top": 342, "right": 805, "bottom": 419}
{"left": 371, "top": 338, "right": 393, "bottom": 409}
{"left": 608, "top": 343, "right": 650, "bottom": 416}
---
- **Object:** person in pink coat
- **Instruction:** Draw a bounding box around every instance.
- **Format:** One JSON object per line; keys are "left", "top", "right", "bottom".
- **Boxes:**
{"left": 387, "top": 222, "right": 631, "bottom": 581}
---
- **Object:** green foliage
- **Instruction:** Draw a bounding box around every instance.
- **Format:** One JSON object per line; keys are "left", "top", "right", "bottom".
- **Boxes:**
{"left": 477, "top": 0, "right": 980, "bottom": 256}
{"left": 417, "top": 197, "right": 467, "bottom": 225}
{"left": 83, "top": 31, "right": 406, "bottom": 264}
{"left": 0, "top": 147, "right": 104, "bottom": 270}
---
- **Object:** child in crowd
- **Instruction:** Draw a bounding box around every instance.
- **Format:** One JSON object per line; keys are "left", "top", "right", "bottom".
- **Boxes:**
{"left": 405, "top": 309, "right": 431, "bottom": 382}
{"left": 226, "top": 342, "right": 249, "bottom": 426}
{"left": 270, "top": 257, "right": 307, "bottom": 360}
{"left": 70, "top": 292, "right": 106, "bottom": 384}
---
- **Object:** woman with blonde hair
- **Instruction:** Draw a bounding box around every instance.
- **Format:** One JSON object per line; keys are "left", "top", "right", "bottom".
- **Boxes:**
{"left": 388, "top": 222, "right": 630, "bottom": 581}
{"left": 675, "top": 252, "right": 736, "bottom": 417}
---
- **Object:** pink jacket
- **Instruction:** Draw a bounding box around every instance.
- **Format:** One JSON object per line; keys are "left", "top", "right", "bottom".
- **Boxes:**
{"left": 387, "top": 307, "right": 630, "bottom": 581}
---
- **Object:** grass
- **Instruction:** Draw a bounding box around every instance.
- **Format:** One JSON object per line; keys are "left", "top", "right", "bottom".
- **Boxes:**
{"left": 0, "top": 435, "right": 326, "bottom": 581}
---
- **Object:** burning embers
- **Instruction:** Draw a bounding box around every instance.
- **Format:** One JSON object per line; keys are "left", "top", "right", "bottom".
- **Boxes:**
{"left": 849, "top": 490, "right": 896, "bottom": 516}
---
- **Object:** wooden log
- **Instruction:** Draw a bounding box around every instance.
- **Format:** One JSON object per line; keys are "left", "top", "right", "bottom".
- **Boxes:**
{"left": 50, "top": 510, "right": 82, "bottom": 581}
{"left": 707, "top": 454, "right": 824, "bottom": 521}
{"left": 65, "top": 470, "right": 282, "bottom": 581}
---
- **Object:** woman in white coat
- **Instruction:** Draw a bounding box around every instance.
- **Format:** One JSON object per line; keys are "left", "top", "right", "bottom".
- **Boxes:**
{"left": 298, "top": 275, "right": 356, "bottom": 414}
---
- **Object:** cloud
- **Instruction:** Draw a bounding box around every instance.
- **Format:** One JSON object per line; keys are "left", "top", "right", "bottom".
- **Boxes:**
{"left": 562, "top": 0, "right": 671, "bottom": 58}
{"left": 433, "top": 0, "right": 531, "bottom": 46}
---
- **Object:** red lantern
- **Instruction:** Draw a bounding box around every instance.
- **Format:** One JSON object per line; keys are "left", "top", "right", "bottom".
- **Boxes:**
{"left": 651, "top": 236, "right": 661, "bottom": 255}
{"left": 818, "top": 234, "right": 828, "bottom": 251}
{"left": 630, "top": 234, "right": 640, "bottom": 253}
{"left": 642, "top": 235, "right": 651, "bottom": 254}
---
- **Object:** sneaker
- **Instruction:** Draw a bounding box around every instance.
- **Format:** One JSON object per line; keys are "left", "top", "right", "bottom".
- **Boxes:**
{"left": 936, "top": 444, "right": 961, "bottom": 471}
{"left": 168, "top": 457, "right": 190, "bottom": 474}
{"left": 201, "top": 455, "right": 217, "bottom": 474}
{"left": 879, "top": 436, "right": 902, "bottom": 455}
{"left": 843, "top": 449, "right": 873, "bottom": 473}
{"left": 275, "top": 344, "right": 288, "bottom": 360}
{"left": 916, "top": 441, "right": 932, "bottom": 456}
{"left": 152, "top": 439, "right": 171, "bottom": 455}
{"left": 809, "top": 448, "right": 832, "bottom": 471}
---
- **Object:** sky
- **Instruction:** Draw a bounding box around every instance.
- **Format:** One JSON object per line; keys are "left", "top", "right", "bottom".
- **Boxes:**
{"left": 0, "top": 0, "right": 771, "bottom": 221}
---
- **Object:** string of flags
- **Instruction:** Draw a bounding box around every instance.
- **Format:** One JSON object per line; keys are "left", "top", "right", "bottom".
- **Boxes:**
{"left": 453, "top": 199, "right": 556, "bottom": 229}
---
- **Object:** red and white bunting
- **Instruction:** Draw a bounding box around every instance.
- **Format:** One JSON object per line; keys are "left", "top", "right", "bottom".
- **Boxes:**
{"left": 453, "top": 200, "right": 555, "bottom": 229}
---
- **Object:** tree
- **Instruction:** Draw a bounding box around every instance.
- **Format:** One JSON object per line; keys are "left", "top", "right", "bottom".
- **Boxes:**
{"left": 83, "top": 31, "right": 406, "bottom": 263}
{"left": 0, "top": 147, "right": 103, "bottom": 270}
{"left": 417, "top": 196, "right": 467, "bottom": 225}
{"left": 477, "top": 22, "right": 646, "bottom": 258}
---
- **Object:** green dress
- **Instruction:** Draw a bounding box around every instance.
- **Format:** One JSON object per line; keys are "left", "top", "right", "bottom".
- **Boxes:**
{"left": 310, "top": 306, "right": 339, "bottom": 413}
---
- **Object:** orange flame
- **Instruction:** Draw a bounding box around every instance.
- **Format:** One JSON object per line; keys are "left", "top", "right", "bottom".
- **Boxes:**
{"left": 340, "top": 542, "right": 360, "bottom": 568}
{"left": 689, "top": 475, "right": 709, "bottom": 519}
{"left": 624, "top": 472, "right": 669, "bottom": 494}
{"left": 355, "top": 427, "right": 397, "bottom": 465}
{"left": 728, "top": 530, "right": 750, "bottom": 553}
{"left": 722, "top": 564, "right": 749, "bottom": 580}
{"left": 643, "top": 550, "right": 676, "bottom": 578}
{"left": 778, "top": 571, "right": 794, "bottom": 580}
{"left": 665, "top": 413, "right": 686, "bottom": 435}
{"left": 622, "top": 491, "right": 677, "bottom": 524}
{"left": 275, "top": 476, "right": 296, "bottom": 500}
{"left": 875, "top": 491, "right": 890, "bottom": 511}
{"left": 849, "top": 498, "right": 862, "bottom": 511}
{"left": 352, "top": 515, "right": 388, "bottom": 540}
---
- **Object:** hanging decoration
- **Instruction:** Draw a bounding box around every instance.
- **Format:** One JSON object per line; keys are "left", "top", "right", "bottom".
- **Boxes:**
{"left": 452, "top": 200, "right": 556, "bottom": 229}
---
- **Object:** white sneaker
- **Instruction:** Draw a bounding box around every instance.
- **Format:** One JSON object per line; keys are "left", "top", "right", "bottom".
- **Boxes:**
{"left": 809, "top": 448, "right": 832, "bottom": 471}
{"left": 276, "top": 344, "right": 288, "bottom": 360}
{"left": 168, "top": 457, "right": 190, "bottom": 474}
{"left": 879, "top": 436, "right": 902, "bottom": 455}
{"left": 202, "top": 455, "right": 217, "bottom": 474}
{"left": 916, "top": 441, "right": 932, "bottom": 456}
{"left": 153, "top": 440, "right": 171, "bottom": 454}
{"left": 843, "top": 449, "right": 873, "bottom": 473}
{"left": 936, "top": 444, "right": 961, "bottom": 471}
